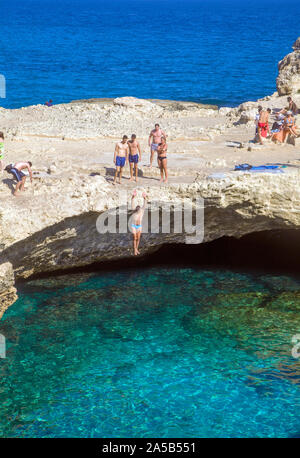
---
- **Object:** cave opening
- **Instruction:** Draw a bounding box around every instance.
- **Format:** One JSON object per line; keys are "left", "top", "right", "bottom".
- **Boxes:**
{"left": 21, "top": 229, "right": 300, "bottom": 283}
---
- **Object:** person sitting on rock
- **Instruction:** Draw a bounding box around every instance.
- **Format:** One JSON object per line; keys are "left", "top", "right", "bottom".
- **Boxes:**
{"left": 131, "top": 190, "right": 147, "bottom": 256}
{"left": 113, "top": 135, "right": 129, "bottom": 184}
{"left": 5, "top": 161, "right": 33, "bottom": 196}
{"left": 280, "top": 97, "right": 298, "bottom": 116}
{"left": 128, "top": 134, "right": 142, "bottom": 183}
{"left": 283, "top": 112, "right": 299, "bottom": 138}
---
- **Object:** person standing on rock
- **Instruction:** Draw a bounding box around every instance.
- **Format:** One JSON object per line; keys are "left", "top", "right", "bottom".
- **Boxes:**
{"left": 157, "top": 136, "right": 168, "bottom": 184}
{"left": 5, "top": 161, "right": 33, "bottom": 196}
{"left": 148, "top": 124, "right": 167, "bottom": 167}
{"left": 131, "top": 190, "right": 148, "bottom": 256}
{"left": 254, "top": 106, "right": 263, "bottom": 141}
{"left": 113, "top": 135, "right": 129, "bottom": 184}
{"left": 257, "top": 109, "right": 270, "bottom": 144}
{"left": 128, "top": 134, "right": 142, "bottom": 182}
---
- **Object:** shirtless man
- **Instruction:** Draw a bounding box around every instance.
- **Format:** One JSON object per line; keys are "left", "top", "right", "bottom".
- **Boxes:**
{"left": 128, "top": 134, "right": 142, "bottom": 182}
{"left": 8, "top": 161, "right": 33, "bottom": 196}
{"left": 257, "top": 109, "right": 270, "bottom": 144}
{"left": 113, "top": 135, "right": 129, "bottom": 184}
{"left": 280, "top": 97, "right": 298, "bottom": 116}
{"left": 148, "top": 124, "right": 167, "bottom": 167}
{"left": 131, "top": 190, "right": 148, "bottom": 256}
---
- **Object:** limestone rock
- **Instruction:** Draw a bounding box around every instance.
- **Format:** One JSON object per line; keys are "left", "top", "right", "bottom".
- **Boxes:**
{"left": 0, "top": 263, "right": 18, "bottom": 319}
{"left": 277, "top": 37, "right": 300, "bottom": 96}
{"left": 113, "top": 97, "right": 156, "bottom": 111}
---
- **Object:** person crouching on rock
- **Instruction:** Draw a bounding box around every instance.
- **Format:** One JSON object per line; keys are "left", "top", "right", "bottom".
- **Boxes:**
{"left": 5, "top": 161, "right": 33, "bottom": 196}
{"left": 114, "top": 135, "right": 129, "bottom": 184}
{"left": 157, "top": 136, "right": 168, "bottom": 184}
{"left": 131, "top": 190, "right": 148, "bottom": 256}
{"left": 128, "top": 134, "right": 142, "bottom": 182}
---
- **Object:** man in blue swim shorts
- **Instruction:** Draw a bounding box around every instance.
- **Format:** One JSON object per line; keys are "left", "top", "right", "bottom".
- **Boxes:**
{"left": 114, "top": 135, "right": 129, "bottom": 184}
{"left": 128, "top": 134, "right": 142, "bottom": 183}
{"left": 131, "top": 190, "right": 148, "bottom": 256}
{"left": 5, "top": 160, "right": 33, "bottom": 196}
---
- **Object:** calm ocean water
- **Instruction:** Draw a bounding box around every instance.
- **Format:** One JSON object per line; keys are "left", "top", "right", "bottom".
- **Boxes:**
{"left": 0, "top": 268, "right": 299, "bottom": 438}
{"left": 1, "top": 0, "right": 300, "bottom": 109}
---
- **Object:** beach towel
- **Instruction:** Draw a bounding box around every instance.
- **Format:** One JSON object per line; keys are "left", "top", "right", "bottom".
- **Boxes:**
{"left": 234, "top": 164, "right": 285, "bottom": 173}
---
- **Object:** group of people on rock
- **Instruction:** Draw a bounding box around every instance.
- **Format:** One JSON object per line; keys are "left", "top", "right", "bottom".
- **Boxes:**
{"left": 113, "top": 124, "right": 168, "bottom": 185}
{"left": 255, "top": 97, "right": 299, "bottom": 144}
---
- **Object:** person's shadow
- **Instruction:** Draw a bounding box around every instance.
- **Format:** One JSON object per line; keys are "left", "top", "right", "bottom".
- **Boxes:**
{"left": 2, "top": 178, "right": 16, "bottom": 195}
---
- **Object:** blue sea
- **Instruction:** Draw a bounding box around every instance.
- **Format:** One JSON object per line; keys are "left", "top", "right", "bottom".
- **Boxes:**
{"left": 1, "top": 0, "right": 300, "bottom": 109}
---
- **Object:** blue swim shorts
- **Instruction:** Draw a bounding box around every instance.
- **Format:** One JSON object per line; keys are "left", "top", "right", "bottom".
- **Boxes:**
{"left": 151, "top": 143, "right": 159, "bottom": 151}
{"left": 11, "top": 168, "right": 25, "bottom": 182}
{"left": 116, "top": 156, "right": 126, "bottom": 168}
{"left": 129, "top": 154, "right": 139, "bottom": 164}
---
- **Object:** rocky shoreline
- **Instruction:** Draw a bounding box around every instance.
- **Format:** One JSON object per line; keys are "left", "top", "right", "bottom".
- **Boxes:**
{"left": 1, "top": 39, "right": 300, "bottom": 317}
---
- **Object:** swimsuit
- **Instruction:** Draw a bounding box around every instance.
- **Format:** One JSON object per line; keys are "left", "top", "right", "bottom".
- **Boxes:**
{"left": 10, "top": 168, "right": 25, "bottom": 182}
{"left": 129, "top": 154, "right": 139, "bottom": 163}
{"left": 0, "top": 142, "right": 4, "bottom": 160}
{"left": 158, "top": 156, "right": 167, "bottom": 162}
{"left": 157, "top": 143, "right": 168, "bottom": 162}
{"left": 151, "top": 143, "right": 159, "bottom": 151}
{"left": 131, "top": 224, "right": 142, "bottom": 232}
{"left": 116, "top": 156, "right": 126, "bottom": 168}
{"left": 258, "top": 122, "right": 268, "bottom": 138}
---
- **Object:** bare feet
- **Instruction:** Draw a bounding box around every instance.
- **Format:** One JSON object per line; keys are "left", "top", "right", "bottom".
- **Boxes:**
{"left": 129, "top": 177, "right": 134, "bottom": 182}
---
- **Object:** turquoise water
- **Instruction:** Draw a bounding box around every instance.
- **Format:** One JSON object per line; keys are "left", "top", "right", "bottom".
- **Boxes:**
{"left": 0, "top": 267, "right": 299, "bottom": 438}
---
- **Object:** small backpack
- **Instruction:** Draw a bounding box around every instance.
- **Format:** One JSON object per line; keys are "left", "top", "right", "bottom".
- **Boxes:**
{"left": 4, "top": 164, "right": 13, "bottom": 173}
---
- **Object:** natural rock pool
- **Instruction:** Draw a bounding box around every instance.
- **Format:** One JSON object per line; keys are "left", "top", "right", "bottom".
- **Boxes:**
{"left": 0, "top": 267, "right": 299, "bottom": 438}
